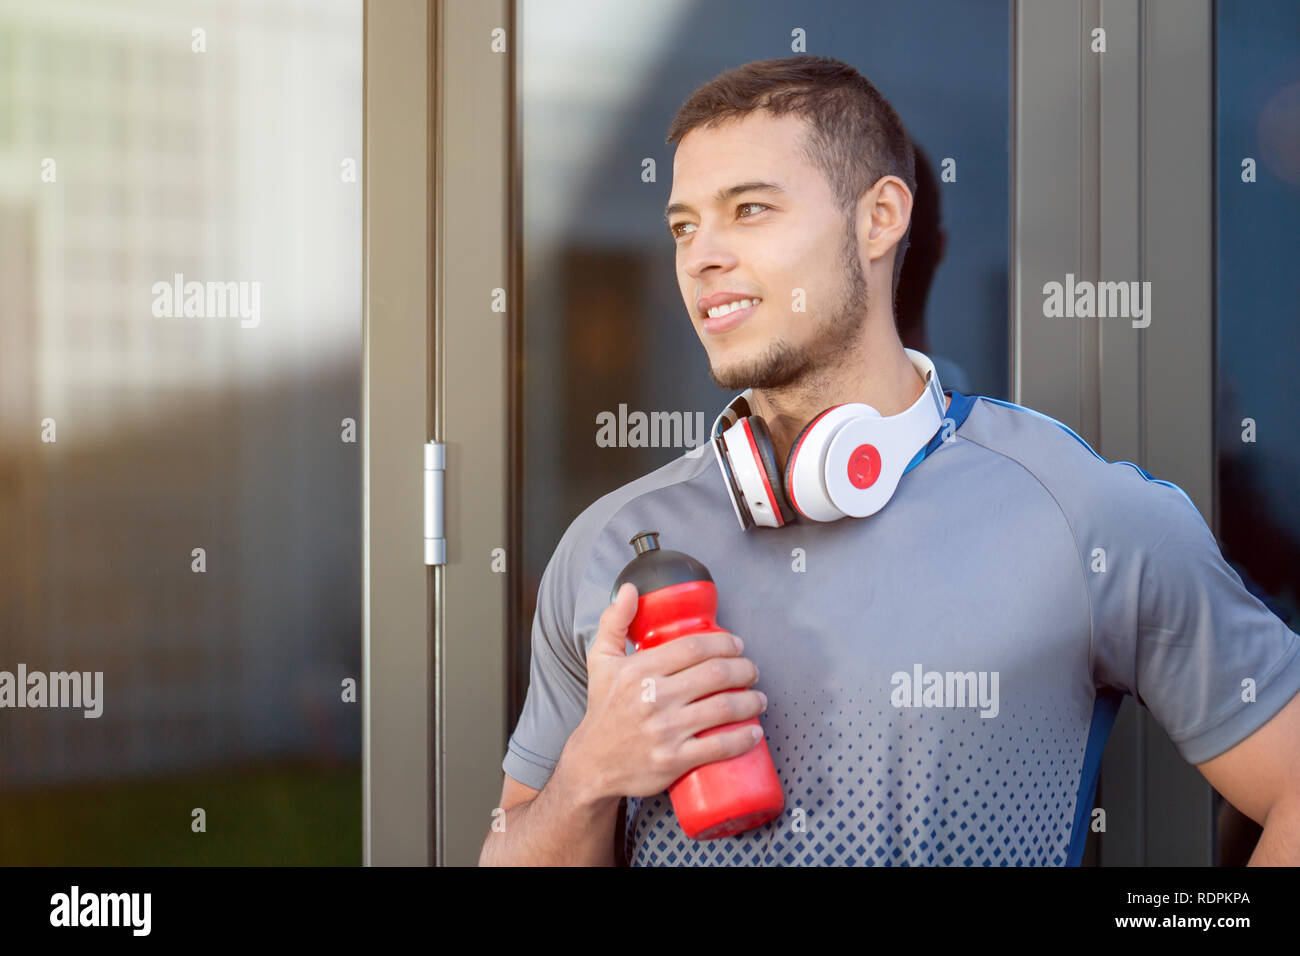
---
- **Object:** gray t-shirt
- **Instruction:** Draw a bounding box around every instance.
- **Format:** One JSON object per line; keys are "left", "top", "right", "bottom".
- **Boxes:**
{"left": 502, "top": 389, "right": 1300, "bottom": 866}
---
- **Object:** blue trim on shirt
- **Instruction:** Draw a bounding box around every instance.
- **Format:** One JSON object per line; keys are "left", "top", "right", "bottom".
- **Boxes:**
{"left": 903, "top": 388, "right": 979, "bottom": 476}
{"left": 1066, "top": 689, "right": 1123, "bottom": 865}
{"left": 977, "top": 395, "right": 1199, "bottom": 512}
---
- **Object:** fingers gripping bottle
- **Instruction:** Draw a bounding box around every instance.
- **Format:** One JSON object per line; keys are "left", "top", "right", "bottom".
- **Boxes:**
{"left": 611, "top": 530, "right": 784, "bottom": 840}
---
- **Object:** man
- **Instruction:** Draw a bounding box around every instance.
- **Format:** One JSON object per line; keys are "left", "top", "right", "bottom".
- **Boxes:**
{"left": 479, "top": 56, "right": 1300, "bottom": 866}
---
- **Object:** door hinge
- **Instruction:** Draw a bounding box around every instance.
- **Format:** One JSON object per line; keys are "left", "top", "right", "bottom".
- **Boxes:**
{"left": 424, "top": 441, "right": 446, "bottom": 566}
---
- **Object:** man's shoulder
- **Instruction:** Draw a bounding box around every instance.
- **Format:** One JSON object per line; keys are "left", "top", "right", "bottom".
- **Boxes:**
{"left": 959, "top": 395, "right": 1115, "bottom": 472}
{"left": 551, "top": 446, "right": 718, "bottom": 579}
{"left": 958, "top": 394, "right": 1204, "bottom": 534}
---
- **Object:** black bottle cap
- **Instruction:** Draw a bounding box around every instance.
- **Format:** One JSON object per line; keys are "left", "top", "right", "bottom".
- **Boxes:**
{"left": 610, "top": 530, "right": 713, "bottom": 604}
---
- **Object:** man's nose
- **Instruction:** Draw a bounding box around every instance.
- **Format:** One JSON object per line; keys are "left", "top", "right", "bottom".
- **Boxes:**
{"left": 681, "top": 226, "right": 737, "bottom": 278}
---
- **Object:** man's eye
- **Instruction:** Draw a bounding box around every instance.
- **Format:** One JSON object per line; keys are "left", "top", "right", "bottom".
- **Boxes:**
{"left": 671, "top": 203, "right": 769, "bottom": 241}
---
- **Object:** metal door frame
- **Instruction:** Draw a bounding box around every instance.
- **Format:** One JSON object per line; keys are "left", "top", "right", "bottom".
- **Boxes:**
{"left": 1015, "top": 0, "right": 1216, "bottom": 865}
{"left": 363, "top": 0, "right": 434, "bottom": 866}
{"left": 432, "top": 0, "right": 512, "bottom": 867}
{"left": 362, "top": 0, "right": 512, "bottom": 867}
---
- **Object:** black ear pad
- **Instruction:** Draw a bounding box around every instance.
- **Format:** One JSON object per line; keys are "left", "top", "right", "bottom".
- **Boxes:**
{"left": 745, "top": 416, "right": 797, "bottom": 525}
{"left": 782, "top": 412, "right": 827, "bottom": 519}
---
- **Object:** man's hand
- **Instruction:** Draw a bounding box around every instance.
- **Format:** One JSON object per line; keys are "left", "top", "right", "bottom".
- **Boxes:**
{"left": 557, "top": 581, "right": 767, "bottom": 805}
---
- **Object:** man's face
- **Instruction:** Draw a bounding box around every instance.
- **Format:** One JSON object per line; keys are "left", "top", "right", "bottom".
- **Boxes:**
{"left": 666, "top": 110, "right": 870, "bottom": 392}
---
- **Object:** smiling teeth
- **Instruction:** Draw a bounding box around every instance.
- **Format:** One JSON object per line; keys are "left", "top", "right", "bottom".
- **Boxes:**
{"left": 707, "top": 298, "right": 761, "bottom": 319}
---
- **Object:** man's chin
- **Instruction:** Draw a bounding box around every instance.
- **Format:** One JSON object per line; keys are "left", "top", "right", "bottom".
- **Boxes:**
{"left": 705, "top": 333, "right": 810, "bottom": 391}
{"left": 706, "top": 355, "right": 756, "bottom": 391}
{"left": 709, "top": 359, "right": 774, "bottom": 392}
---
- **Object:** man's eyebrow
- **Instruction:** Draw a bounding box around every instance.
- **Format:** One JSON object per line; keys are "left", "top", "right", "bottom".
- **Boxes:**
{"left": 663, "top": 181, "right": 787, "bottom": 222}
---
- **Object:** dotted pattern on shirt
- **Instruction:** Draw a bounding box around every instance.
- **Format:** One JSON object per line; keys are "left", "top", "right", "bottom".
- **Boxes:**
{"left": 624, "top": 697, "right": 1085, "bottom": 866}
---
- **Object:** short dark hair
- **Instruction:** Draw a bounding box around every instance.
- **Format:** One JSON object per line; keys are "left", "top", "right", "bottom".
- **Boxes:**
{"left": 666, "top": 55, "right": 917, "bottom": 298}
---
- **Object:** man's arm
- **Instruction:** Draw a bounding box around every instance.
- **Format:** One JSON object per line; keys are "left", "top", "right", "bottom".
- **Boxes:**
{"left": 479, "top": 728, "right": 621, "bottom": 867}
{"left": 1195, "top": 687, "right": 1300, "bottom": 865}
{"left": 1079, "top": 456, "right": 1300, "bottom": 864}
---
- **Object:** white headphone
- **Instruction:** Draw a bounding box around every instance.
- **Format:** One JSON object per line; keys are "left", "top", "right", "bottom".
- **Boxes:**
{"left": 709, "top": 348, "right": 947, "bottom": 530}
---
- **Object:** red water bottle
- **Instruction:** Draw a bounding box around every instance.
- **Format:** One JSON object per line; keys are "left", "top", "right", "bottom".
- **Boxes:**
{"left": 611, "top": 530, "right": 784, "bottom": 840}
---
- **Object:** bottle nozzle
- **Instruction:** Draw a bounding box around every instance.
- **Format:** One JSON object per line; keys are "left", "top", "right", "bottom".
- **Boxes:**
{"left": 612, "top": 530, "right": 712, "bottom": 603}
{"left": 630, "top": 530, "right": 660, "bottom": 555}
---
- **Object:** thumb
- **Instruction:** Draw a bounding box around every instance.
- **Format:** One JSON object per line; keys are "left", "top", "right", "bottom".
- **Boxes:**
{"left": 591, "top": 582, "right": 639, "bottom": 657}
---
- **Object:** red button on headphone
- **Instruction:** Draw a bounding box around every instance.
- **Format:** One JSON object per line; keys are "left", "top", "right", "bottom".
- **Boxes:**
{"left": 847, "top": 443, "right": 881, "bottom": 489}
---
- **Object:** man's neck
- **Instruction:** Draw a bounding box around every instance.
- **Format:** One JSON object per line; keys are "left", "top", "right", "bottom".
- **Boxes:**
{"left": 748, "top": 344, "right": 948, "bottom": 467}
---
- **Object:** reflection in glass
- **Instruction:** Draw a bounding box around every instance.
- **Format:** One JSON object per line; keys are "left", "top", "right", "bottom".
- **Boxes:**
{"left": 1212, "top": 0, "right": 1300, "bottom": 866}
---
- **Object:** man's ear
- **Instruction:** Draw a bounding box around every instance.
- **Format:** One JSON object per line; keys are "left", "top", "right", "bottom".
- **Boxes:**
{"left": 862, "top": 177, "right": 912, "bottom": 258}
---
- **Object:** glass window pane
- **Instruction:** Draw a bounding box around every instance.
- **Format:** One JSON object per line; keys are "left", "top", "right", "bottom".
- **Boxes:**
{"left": 1214, "top": 1, "right": 1300, "bottom": 631}
{"left": 0, "top": 0, "right": 363, "bottom": 864}
{"left": 1212, "top": 0, "right": 1300, "bottom": 867}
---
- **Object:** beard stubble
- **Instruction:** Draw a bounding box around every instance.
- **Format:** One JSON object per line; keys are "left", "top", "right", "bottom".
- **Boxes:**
{"left": 707, "top": 218, "right": 871, "bottom": 393}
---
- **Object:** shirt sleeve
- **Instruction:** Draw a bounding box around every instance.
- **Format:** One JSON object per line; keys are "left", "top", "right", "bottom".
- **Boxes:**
{"left": 501, "top": 522, "right": 593, "bottom": 791}
{"left": 1089, "top": 467, "right": 1300, "bottom": 765}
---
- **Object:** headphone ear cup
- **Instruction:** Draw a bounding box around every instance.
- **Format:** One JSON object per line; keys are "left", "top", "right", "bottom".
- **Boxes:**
{"left": 782, "top": 414, "right": 824, "bottom": 518}
{"left": 745, "top": 416, "right": 797, "bottom": 525}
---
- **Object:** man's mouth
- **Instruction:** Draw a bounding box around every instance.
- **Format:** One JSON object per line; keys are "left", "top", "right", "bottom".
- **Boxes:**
{"left": 702, "top": 297, "right": 761, "bottom": 334}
